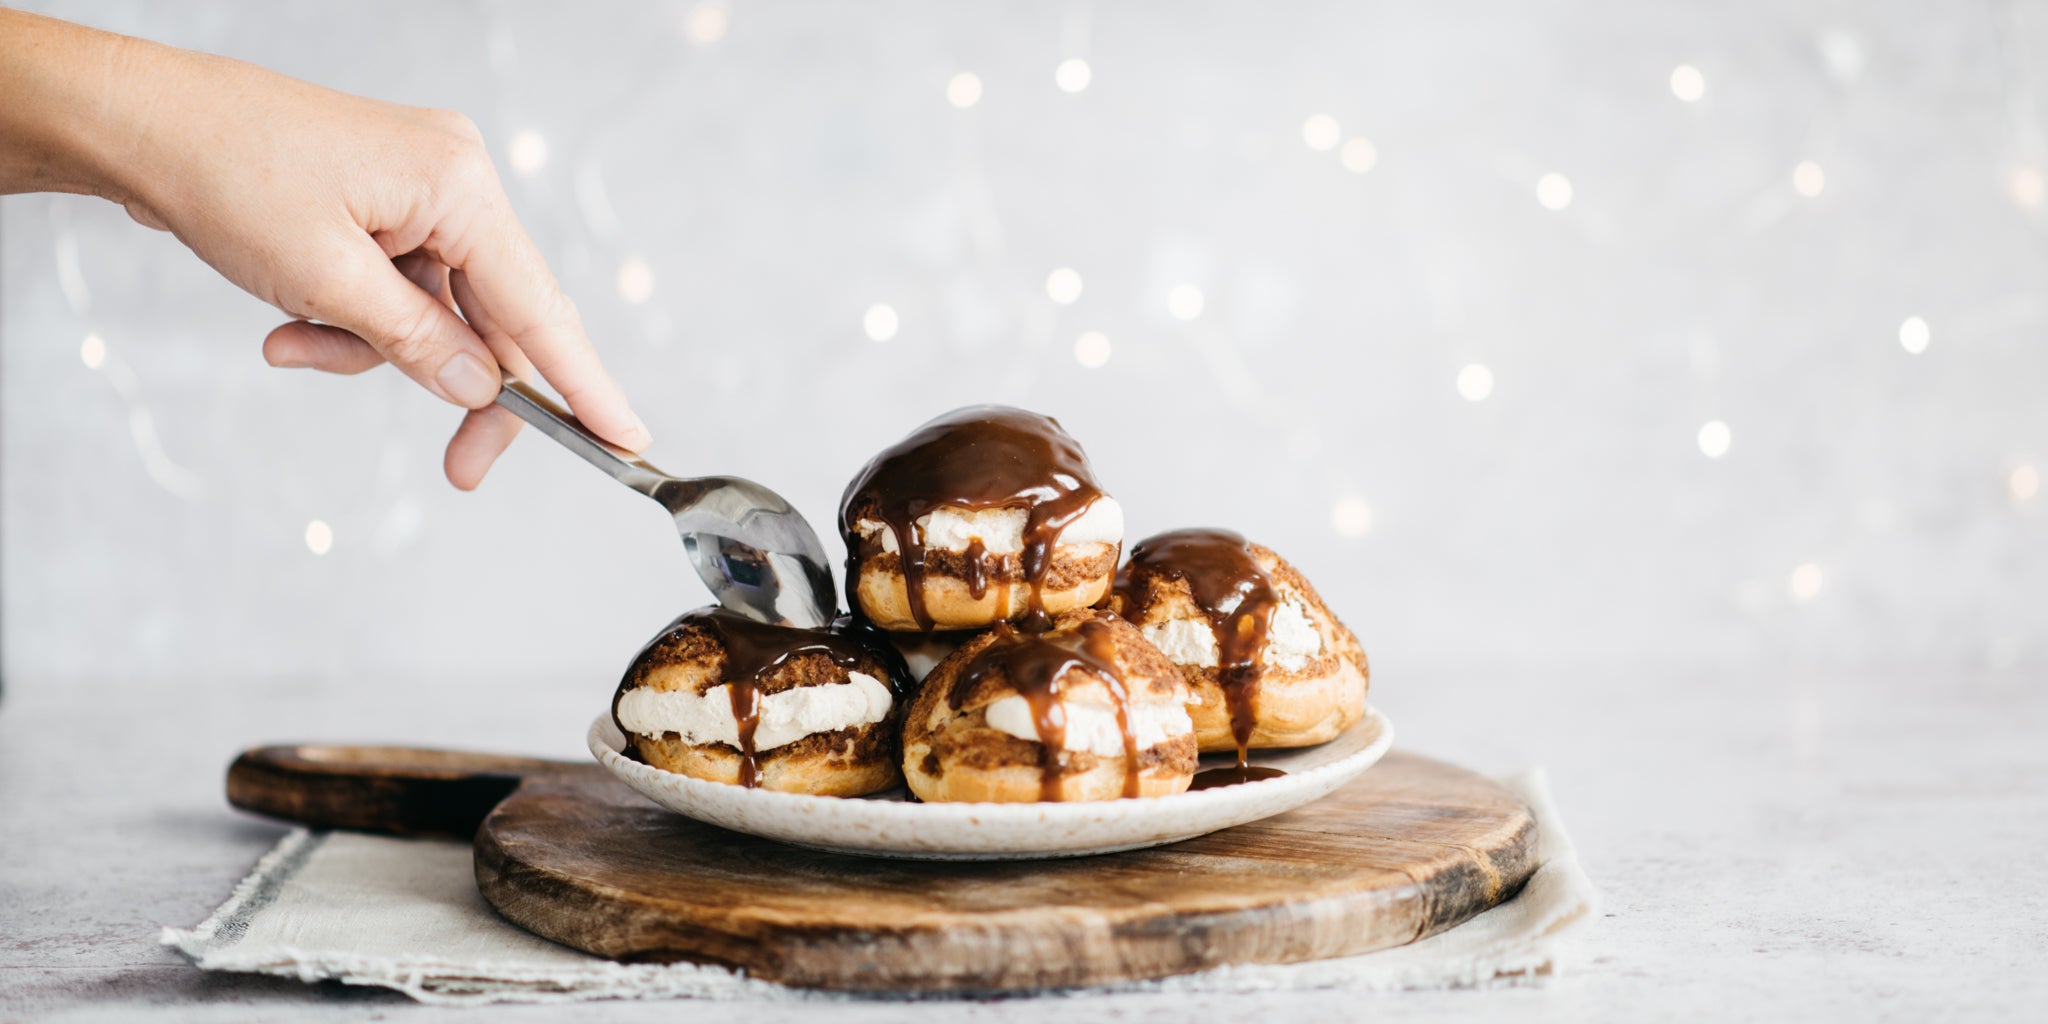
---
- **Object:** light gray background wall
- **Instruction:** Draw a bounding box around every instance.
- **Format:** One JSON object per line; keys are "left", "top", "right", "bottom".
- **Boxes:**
{"left": 4, "top": 0, "right": 2045, "bottom": 701}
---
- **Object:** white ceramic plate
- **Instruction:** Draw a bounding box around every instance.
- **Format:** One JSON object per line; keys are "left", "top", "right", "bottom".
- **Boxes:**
{"left": 587, "top": 706, "right": 1393, "bottom": 860}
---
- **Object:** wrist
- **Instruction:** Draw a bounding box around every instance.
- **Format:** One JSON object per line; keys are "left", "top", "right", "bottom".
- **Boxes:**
{"left": 0, "top": 11, "right": 179, "bottom": 207}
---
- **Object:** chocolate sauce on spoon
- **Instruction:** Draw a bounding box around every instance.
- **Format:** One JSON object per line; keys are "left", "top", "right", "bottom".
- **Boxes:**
{"left": 1114, "top": 528, "right": 1287, "bottom": 788}
{"left": 840, "top": 407, "right": 1107, "bottom": 632}
{"left": 614, "top": 608, "right": 904, "bottom": 788}
{"left": 947, "top": 615, "right": 1141, "bottom": 800}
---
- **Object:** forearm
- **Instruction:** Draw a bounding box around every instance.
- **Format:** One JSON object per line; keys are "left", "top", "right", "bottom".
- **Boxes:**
{"left": 0, "top": 9, "right": 163, "bottom": 202}
{"left": 1, "top": 9, "right": 648, "bottom": 482}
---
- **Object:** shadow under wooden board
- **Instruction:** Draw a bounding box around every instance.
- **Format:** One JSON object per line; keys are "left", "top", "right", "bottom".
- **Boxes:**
{"left": 228, "top": 746, "right": 1537, "bottom": 993}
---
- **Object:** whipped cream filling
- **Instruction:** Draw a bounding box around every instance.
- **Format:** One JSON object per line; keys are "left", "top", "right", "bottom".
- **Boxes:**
{"left": 616, "top": 672, "right": 893, "bottom": 752}
{"left": 983, "top": 693, "right": 1193, "bottom": 758}
{"left": 856, "top": 497, "right": 1123, "bottom": 556}
{"left": 1140, "top": 596, "right": 1323, "bottom": 671}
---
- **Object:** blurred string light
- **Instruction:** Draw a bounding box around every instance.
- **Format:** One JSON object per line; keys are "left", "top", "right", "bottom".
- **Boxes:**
{"left": 947, "top": 72, "right": 983, "bottom": 109}
{"left": 1897, "top": 316, "right": 1930, "bottom": 354}
{"left": 507, "top": 131, "right": 547, "bottom": 177}
{"left": 684, "top": 3, "right": 729, "bottom": 45}
{"left": 1340, "top": 138, "right": 1378, "bottom": 174}
{"left": 73, "top": 326, "right": 201, "bottom": 499}
{"left": 1301, "top": 114, "right": 1341, "bottom": 151}
{"left": 1045, "top": 267, "right": 1083, "bottom": 304}
{"left": 1330, "top": 496, "right": 1373, "bottom": 538}
{"left": 1073, "top": 331, "right": 1110, "bottom": 368}
{"left": 1055, "top": 58, "right": 1091, "bottom": 93}
{"left": 616, "top": 258, "right": 654, "bottom": 304}
{"left": 1536, "top": 173, "right": 1573, "bottom": 210}
{"left": 1792, "top": 160, "right": 1827, "bottom": 197}
{"left": 1670, "top": 64, "right": 1706, "bottom": 102}
{"left": 2013, "top": 464, "right": 2042, "bottom": 503}
{"left": 863, "top": 303, "right": 899, "bottom": 342}
{"left": 1456, "top": 363, "right": 1494, "bottom": 402}
{"left": 1167, "top": 284, "right": 1205, "bottom": 320}
{"left": 1698, "top": 420, "right": 1732, "bottom": 458}
{"left": 304, "top": 520, "right": 334, "bottom": 556}
{"left": 1788, "top": 563, "right": 1825, "bottom": 602}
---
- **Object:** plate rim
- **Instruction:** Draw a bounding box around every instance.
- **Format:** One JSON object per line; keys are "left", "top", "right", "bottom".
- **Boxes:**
{"left": 586, "top": 704, "right": 1393, "bottom": 825}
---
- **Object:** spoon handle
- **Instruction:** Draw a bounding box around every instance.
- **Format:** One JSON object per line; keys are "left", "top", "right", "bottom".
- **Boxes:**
{"left": 495, "top": 379, "right": 667, "bottom": 497}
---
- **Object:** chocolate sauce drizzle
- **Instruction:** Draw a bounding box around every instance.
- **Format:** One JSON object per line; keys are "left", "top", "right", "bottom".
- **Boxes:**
{"left": 613, "top": 607, "right": 904, "bottom": 788}
{"left": 947, "top": 615, "right": 1141, "bottom": 801}
{"left": 1114, "top": 529, "right": 1286, "bottom": 788}
{"left": 839, "top": 406, "right": 1107, "bottom": 632}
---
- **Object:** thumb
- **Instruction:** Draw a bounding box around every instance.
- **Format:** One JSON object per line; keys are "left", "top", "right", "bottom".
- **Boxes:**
{"left": 315, "top": 246, "right": 503, "bottom": 408}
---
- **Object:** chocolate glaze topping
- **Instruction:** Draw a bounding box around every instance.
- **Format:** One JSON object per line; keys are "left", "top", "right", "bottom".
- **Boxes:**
{"left": 947, "top": 615, "right": 1141, "bottom": 800}
{"left": 613, "top": 607, "right": 907, "bottom": 788}
{"left": 1114, "top": 528, "right": 1284, "bottom": 780}
{"left": 840, "top": 406, "right": 1108, "bottom": 631}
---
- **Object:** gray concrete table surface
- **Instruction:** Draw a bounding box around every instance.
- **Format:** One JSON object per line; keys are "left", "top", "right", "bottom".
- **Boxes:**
{"left": 3, "top": 663, "right": 2043, "bottom": 1023}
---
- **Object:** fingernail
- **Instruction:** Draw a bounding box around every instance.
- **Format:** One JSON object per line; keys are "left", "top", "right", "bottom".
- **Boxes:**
{"left": 436, "top": 352, "right": 498, "bottom": 407}
{"left": 625, "top": 411, "right": 653, "bottom": 450}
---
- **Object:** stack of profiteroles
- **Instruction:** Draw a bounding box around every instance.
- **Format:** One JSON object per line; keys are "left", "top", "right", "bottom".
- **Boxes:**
{"left": 610, "top": 407, "right": 1371, "bottom": 803}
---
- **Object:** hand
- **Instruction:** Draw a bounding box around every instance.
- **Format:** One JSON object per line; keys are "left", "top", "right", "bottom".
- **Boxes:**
{"left": 0, "top": 11, "right": 650, "bottom": 488}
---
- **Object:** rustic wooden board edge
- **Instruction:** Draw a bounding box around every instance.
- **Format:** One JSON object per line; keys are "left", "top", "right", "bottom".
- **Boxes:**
{"left": 471, "top": 753, "right": 1542, "bottom": 993}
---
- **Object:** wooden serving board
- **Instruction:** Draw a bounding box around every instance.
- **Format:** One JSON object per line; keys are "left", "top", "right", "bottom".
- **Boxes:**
{"left": 230, "top": 747, "right": 1536, "bottom": 993}
{"left": 482, "top": 751, "right": 1533, "bottom": 991}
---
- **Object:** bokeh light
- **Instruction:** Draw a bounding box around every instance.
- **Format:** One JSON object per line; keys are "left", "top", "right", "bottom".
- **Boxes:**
{"left": 1789, "top": 563, "right": 1825, "bottom": 601}
{"left": 947, "top": 72, "right": 983, "bottom": 109}
{"left": 507, "top": 131, "right": 547, "bottom": 177}
{"left": 1670, "top": 64, "right": 1706, "bottom": 102}
{"left": 1340, "top": 138, "right": 1378, "bottom": 174}
{"left": 1045, "top": 267, "right": 1083, "bottom": 305}
{"left": 1698, "top": 420, "right": 1732, "bottom": 458}
{"left": 1793, "top": 161, "right": 1827, "bottom": 197}
{"left": 1055, "top": 58, "right": 1091, "bottom": 93}
{"left": 1457, "top": 364, "right": 1494, "bottom": 402}
{"left": 304, "top": 520, "right": 334, "bottom": 556}
{"left": 684, "top": 4, "right": 729, "bottom": 44}
{"left": 1073, "top": 331, "right": 1110, "bottom": 368}
{"left": 1301, "top": 114, "right": 1341, "bottom": 151}
{"left": 1331, "top": 497, "right": 1373, "bottom": 538}
{"left": 863, "top": 304, "right": 899, "bottom": 342}
{"left": 1898, "top": 316, "right": 1930, "bottom": 354}
{"left": 616, "top": 258, "right": 654, "bottom": 304}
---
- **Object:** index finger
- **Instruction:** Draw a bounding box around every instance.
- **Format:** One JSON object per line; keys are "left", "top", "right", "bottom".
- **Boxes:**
{"left": 444, "top": 195, "right": 650, "bottom": 452}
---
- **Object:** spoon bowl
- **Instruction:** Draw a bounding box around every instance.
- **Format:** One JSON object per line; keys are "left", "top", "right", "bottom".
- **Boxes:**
{"left": 495, "top": 380, "right": 838, "bottom": 628}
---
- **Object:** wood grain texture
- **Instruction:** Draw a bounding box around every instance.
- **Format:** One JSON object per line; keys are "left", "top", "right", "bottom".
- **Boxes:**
{"left": 473, "top": 751, "right": 1537, "bottom": 992}
{"left": 227, "top": 745, "right": 597, "bottom": 839}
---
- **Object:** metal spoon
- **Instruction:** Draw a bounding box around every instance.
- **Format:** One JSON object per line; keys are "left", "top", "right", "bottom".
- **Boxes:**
{"left": 493, "top": 379, "right": 838, "bottom": 629}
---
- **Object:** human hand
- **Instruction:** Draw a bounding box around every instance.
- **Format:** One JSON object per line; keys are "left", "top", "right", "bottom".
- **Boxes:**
{"left": 0, "top": 11, "right": 649, "bottom": 488}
